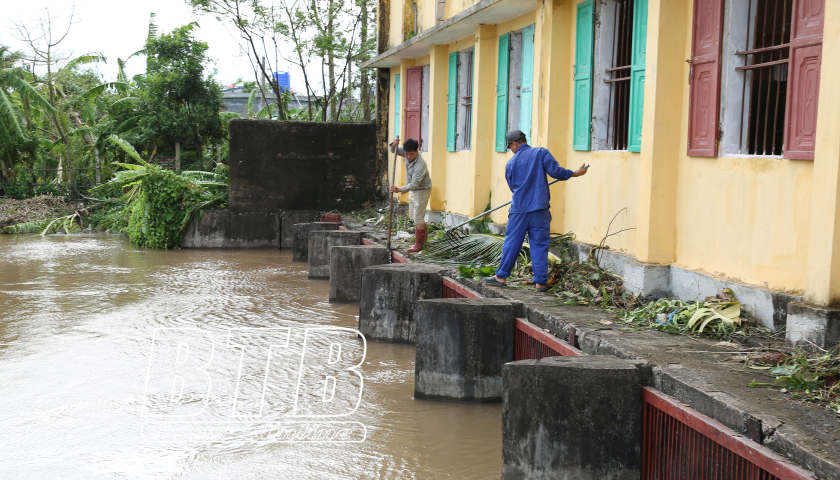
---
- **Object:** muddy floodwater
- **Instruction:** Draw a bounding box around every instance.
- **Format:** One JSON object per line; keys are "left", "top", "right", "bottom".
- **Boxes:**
{"left": 0, "top": 234, "right": 501, "bottom": 479}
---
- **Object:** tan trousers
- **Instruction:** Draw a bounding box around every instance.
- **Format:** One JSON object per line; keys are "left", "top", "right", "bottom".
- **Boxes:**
{"left": 408, "top": 188, "right": 432, "bottom": 225}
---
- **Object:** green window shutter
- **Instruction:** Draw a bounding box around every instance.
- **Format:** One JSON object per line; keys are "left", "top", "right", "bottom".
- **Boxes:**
{"left": 394, "top": 74, "right": 401, "bottom": 138}
{"left": 447, "top": 53, "right": 457, "bottom": 151}
{"left": 519, "top": 25, "right": 535, "bottom": 143}
{"left": 495, "top": 34, "right": 511, "bottom": 152}
{"left": 572, "top": 1, "right": 593, "bottom": 151}
{"left": 627, "top": 0, "right": 648, "bottom": 153}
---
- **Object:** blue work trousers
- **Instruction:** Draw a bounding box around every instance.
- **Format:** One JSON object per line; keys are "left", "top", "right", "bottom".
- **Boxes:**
{"left": 495, "top": 209, "right": 551, "bottom": 285}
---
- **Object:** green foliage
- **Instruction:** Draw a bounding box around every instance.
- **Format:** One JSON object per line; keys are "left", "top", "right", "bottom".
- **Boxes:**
{"left": 457, "top": 264, "right": 496, "bottom": 279}
{"left": 618, "top": 289, "right": 748, "bottom": 339}
{"left": 138, "top": 24, "right": 225, "bottom": 152}
{"left": 746, "top": 346, "right": 840, "bottom": 413}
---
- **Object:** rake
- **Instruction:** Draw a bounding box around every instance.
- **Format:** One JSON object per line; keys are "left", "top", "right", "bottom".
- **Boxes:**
{"left": 443, "top": 177, "right": 565, "bottom": 248}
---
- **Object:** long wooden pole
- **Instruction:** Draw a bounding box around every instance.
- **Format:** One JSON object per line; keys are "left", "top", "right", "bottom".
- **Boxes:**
{"left": 386, "top": 137, "right": 399, "bottom": 261}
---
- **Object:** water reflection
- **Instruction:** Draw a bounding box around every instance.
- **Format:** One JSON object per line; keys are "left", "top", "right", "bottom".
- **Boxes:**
{"left": 0, "top": 234, "right": 501, "bottom": 479}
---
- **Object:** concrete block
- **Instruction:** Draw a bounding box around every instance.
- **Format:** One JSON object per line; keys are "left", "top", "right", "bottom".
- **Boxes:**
{"left": 328, "top": 245, "right": 390, "bottom": 302}
{"left": 786, "top": 302, "right": 840, "bottom": 349}
{"left": 414, "top": 298, "right": 516, "bottom": 402}
{"left": 292, "top": 222, "right": 341, "bottom": 262}
{"left": 502, "top": 356, "right": 642, "bottom": 480}
{"left": 307, "top": 230, "right": 363, "bottom": 279}
{"left": 358, "top": 263, "right": 448, "bottom": 344}
{"left": 181, "top": 210, "right": 280, "bottom": 248}
{"left": 280, "top": 210, "right": 319, "bottom": 248}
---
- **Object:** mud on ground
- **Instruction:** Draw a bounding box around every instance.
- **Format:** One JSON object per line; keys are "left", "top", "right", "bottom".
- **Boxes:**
{"left": 0, "top": 196, "right": 76, "bottom": 228}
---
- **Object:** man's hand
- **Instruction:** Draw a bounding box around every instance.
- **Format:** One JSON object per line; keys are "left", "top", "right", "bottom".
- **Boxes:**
{"left": 572, "top": 163, "right": 589, "bottom": 177}
{"left": 390, "top": 136, "right": 401, "bottom": 148}
{"left": 389, "top": 185, "right": 401, "bottom": 193}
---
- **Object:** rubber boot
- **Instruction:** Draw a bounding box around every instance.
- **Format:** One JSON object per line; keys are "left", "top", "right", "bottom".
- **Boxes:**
{"left": 407, "top": 224, "right": 426, "bottom": 253}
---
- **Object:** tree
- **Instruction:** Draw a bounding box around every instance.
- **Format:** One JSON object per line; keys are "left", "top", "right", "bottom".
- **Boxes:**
{"left": 137, "top": 23, "right": 225, "bottom": 164}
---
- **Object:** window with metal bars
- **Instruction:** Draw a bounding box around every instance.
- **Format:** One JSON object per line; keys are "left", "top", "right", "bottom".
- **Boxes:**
{"left": 456, "top": 48, "right": 473, "bottom": 151}
{"left": 736, "top": 0, "right": 791, "bottom": 156}
{"left": 720, "top": 0, "right": 793, "bottom": 157}
{"left": 603, "top": 0, "right": 634, "bottom": 151}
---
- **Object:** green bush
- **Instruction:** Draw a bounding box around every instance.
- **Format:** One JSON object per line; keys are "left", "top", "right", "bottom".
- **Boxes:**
{"left": 124, "top": 168, "right": 200, "bottom": 249}
{"left": 2, "top": 182, "right": 29, "bottom": 200}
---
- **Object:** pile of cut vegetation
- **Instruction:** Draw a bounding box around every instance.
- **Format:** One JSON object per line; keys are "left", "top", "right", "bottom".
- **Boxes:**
{"left": 0, "top": 196, "right": 76, "bottom": 229}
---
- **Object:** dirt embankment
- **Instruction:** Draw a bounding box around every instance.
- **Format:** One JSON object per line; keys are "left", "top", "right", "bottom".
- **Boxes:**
{"left": 0, "top": 196, "right": 76, "bottom": 228}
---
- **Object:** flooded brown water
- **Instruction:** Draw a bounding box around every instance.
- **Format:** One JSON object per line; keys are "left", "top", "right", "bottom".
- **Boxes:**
{"left": 0, "top": 234, "right": 501, "bottom": 479}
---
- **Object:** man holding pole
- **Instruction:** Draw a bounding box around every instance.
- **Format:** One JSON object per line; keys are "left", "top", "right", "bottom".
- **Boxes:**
{"left": 389, "top": 136, "right": 432, "bottom": 253}
{"left": 485, "top": 130, "right": 588, "bottom": 292}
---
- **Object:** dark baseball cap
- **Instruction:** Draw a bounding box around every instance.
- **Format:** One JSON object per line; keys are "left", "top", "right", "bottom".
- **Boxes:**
{"left": 505, "top": 129, "right": 527, "bottom": 145}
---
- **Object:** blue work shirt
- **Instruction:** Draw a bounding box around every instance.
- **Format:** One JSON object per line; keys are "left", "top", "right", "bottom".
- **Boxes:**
{"left": 505, "top": 144, "right": 574, "bottom": 213}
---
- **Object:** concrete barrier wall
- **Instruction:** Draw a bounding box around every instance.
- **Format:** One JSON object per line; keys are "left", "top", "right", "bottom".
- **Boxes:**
{"left": 228, "top": 120, "right": 385, "bottom": 214}
{"left": 181, "top": 210, "right": 280, "bottom": 248}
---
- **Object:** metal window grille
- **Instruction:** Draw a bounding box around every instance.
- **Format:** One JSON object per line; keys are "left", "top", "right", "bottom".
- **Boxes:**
{"left": 604, "top": 0, "right": 634, "bottom": 151}
{"left": 641, "top": 387, "right": 817, "bottom": 480}
{"left": 458, "top": 50, "right": 474, "bottom": 152}
{"left": 735, "top": 0, "right": 792, "bottom": 156}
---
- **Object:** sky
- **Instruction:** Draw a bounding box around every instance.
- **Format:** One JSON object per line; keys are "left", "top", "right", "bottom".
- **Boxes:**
{"left": 0, "top": 0, "right": 311, "bottom": 92}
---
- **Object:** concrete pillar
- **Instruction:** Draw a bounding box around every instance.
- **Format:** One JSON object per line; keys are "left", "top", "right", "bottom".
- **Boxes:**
{"left": 533, "top": 0, "right": 573, "bottom": 233}
{"left": 308, "top": 230, "right": 363, "bottom": 279}
{"left": 502, "top": 356, "right": 642, "bottom": 480}
{"left": 358, "top": 263, "right": 448, "bottom": 344}
{"left": 634, "top": 0, "right": 688, "bottom": 264}
{"left": 329, "top": 245, "right": 390, "bottom": 302}
{"left": 805, "top": 0, "right": 840, "bottom": 307}
{"left": 281, "top": 210, "right": 320, "bottom": 248}
{"left": 414, "top": 298, "right": 516, "bottom": 402}
{"left": 292, "top": 222, "right": 341, "bottom": 262}
{"left": 427, "top": 44, "right": 450, "bottom": 211}
{"left": 467, "top": 24, "right": 497, "bottom": 217}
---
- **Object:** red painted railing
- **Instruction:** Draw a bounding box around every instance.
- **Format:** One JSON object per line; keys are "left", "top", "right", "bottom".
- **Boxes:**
{"left": 321, "top": 213, "right": 342, "bottom": 222}
{"left": 641, "top": 387, "right": 817, "bottom": 480}
{"left": 442, "top": 276, "right": 481, "bottom": 298}
{"left": 514, "top": 318, "right": 582, "bottom": 359}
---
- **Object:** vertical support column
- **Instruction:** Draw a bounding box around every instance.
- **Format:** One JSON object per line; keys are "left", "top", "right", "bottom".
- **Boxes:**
{"left": 533, "top": 0, "right": 573, "bottom": 233}
{"left": 468, "top": 24, "right": 498, "bottom": 216}
{"left": 376, "top": 67, "right": 391, "bottom": 196}
{"left": 502, "top": 356, "right": 642, "bottom": 479}
{"left": 634, "top": 0, "right": 688, "bottom": 264}
{"left": 806, "top": 0, "right": 840, "bottom": 307}
{"left": 428, "top": 45, "right": 450, "bottom": 211}
{"left": 175, "top": 142, "right": 181, "bottom": 172}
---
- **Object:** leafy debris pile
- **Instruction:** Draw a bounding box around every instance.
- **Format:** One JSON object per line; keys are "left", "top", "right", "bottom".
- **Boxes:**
{"left": 742, "top": 346, "right": 840, "bottom": 414}
{"left": 0, "top": 196, "right": 76, "bottom": 229}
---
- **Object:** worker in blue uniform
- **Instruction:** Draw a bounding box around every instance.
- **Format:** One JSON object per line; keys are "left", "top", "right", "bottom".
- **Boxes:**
{"left": 485, "top": 130, "right": 588, "bottom": 292}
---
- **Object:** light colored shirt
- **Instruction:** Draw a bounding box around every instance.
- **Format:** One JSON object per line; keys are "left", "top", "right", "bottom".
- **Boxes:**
{"left": 390, "top": 145, "right": 433, "bottom": 194}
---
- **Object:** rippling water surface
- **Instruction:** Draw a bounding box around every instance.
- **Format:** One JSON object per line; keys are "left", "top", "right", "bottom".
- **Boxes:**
{"left": 0, "top": 234, "right": 501, "bottom": 479}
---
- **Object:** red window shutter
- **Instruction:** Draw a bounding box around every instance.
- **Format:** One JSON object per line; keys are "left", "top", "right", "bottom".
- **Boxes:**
{"left": 687, "top": 0, "right": 724, "bottom": 157}
{"left": 784, "top": 0, "right": 824, "bottom": 160}
{"left": 405, "top": 66, "right": 423, "bottom": 144}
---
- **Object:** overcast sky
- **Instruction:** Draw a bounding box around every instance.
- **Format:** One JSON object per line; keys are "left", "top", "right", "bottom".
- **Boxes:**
{"left": 1, "top": 0, "right": 311, "bottom": 91}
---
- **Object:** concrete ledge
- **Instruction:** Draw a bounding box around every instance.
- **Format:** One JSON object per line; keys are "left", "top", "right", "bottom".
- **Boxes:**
{"left": 292, "top": 222, "right": 341, "bottom": 262}
{"left": 568, "top": 242, "right": 803, "bottom": 330}
{"left": 280, "top": 210, "right": 319, "bottom": 248}
{"left": 786, "top": 302, "right": 840, "bottom": 349}
{"left": 453, "top": 275, "right": 839, "bottom": 479}
{"left": 307, "top": 230, "right": 362, "bottom": 279}
{"left": 329, "top": 245, "right": 390, "bottom": 302}
{"left": 414, "top": 298, "right": 516, "bottom": 402}
{"left": 358, "top": 263, "right": 448, "bottom": 344}
{"left": 181, "top": 210, "right": 280, "bottom": 248}
{"left": 502, "top": 356, "right": 642, "bottom": 480}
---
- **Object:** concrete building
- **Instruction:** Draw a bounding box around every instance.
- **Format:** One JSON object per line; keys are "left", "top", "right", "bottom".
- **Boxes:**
{"left": 364, "top": 0, "right": 837, "bottom": 339}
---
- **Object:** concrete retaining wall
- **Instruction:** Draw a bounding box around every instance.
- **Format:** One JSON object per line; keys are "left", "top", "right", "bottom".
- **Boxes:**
{"left": 181, "top": 210, "right": 280, "bottom": 248}
{"left": 228, "top": 120, "right": 384, "bottom": 214}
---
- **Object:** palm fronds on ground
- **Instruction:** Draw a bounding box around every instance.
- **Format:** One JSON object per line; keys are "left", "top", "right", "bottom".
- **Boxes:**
{"left": 419, "top": 231, "right": 574, "bottom": 267}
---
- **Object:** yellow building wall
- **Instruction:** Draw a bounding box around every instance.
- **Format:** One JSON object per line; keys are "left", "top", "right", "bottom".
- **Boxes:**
{"left": 666, "top": 4, "right": 812, "bottom": 293}
{"left": 389, "top": 0, "right": 405, "bottom": 48}
{"left": 377, "top": 0, "right": 834, "bottom": 295}
{"left": 444, "top": 0, "right": 482, "bottom": 21}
